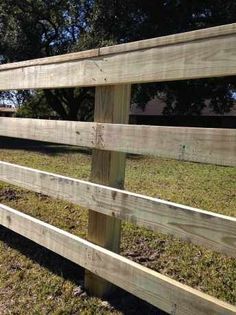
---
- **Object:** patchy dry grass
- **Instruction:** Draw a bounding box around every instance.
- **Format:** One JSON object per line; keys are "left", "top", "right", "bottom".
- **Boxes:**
{"left": 0, "top": 137, "right": 235, "bottom": 314}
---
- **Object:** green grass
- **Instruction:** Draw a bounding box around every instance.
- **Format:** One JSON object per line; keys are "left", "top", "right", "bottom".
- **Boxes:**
{"left": 0, "top": 138, "right": 235, "bottom": 314}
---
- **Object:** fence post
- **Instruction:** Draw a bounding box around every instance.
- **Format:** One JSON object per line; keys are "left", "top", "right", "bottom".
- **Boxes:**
{"left": 85, "top": 84, "right": 131, "bottom": 297}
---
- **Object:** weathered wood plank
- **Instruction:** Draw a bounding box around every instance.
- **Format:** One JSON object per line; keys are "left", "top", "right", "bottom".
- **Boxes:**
{"left": 0, "top": 49, "right": 99, "bottom": 71}
{"left": 1, "top": 23, "right": 235, "bottom": 71}
{"left": 85, "top": 85, "right": 131, "bottom": 296}
{"left": 0, "top": 161, "right": 235, "bottom": 257}
{"left": 100, "top": 23, "right": 236, "bottom": 55}
{"left": 0, "top": 203, "right": 235, "bottom": 315}
{"left": 102, "top": 124, "right": 236, "bottom": 166}
{"left": 0, "top": 118, "right": 235, "bottom": 166}
{"left": 0, "top": 117, "right": 93, "bottom": 148}
{"left": 0, "top": 24, "right": 236, "bottom": 90}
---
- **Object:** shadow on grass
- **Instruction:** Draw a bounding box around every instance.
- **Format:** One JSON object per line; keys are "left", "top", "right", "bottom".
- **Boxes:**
{"left": 0, "top": 136, "right": 91, "bottom": 156}
{"left": 0, "top": 137, "right": 143, "bottom": 161}
{"left": 0, "top": 226, "right": 166, "bottom": 315}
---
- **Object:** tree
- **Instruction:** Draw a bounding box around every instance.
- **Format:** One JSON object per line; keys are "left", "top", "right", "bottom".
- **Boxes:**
{"left": 16, "top": 91, "right": 55, "bottom": 119}
{"left": 0, "top": 0, "right": 94, "bottom": 120}
{"left": 0, "top": 0, "right": 235, "bottom": 119}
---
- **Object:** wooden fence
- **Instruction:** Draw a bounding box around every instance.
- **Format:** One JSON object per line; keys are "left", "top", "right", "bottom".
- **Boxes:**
{"left": 0, "top": 23, "right": 236, "bottom": 315}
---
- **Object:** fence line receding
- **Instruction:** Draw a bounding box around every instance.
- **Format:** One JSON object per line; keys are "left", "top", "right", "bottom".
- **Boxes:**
{"left": 0, "top": 22, "right": 236, "bottom": 315}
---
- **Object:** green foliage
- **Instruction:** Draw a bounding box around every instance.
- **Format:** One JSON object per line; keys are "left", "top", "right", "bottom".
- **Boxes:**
{"left": 16, "top": 91, "right": 55, "bottom": 118}
{"left": 0, "top": 1, "right": 235, "bottom": 119}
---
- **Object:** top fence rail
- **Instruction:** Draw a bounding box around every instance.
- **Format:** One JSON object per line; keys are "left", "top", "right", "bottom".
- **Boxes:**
{"left": 0, "top": 23, "right": 236, "bottom": 90}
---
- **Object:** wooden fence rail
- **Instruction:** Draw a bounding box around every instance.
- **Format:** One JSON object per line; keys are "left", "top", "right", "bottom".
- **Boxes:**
{"left": 0, "top": 23, "right": 236, "bottom": 90}
{"left": 0, "top": 161, "right": 236, "bottom": 258}
{"left": 0, "top": 118, "right": 236, "bottom": 166}
{"left": 0, "top": 22, "right": 236, "bottom": 314}
{"left": 0, "top": 203, "right": 235, "bottom": 315}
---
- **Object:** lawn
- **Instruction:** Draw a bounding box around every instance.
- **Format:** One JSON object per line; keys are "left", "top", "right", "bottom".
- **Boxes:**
{"left": 0, "top": 137, "right": 235, "bottom": 314}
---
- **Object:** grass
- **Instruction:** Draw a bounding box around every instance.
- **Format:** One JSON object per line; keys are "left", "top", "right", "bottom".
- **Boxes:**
{"left": 0, "top": 137, "right": 235, "bottom": 314}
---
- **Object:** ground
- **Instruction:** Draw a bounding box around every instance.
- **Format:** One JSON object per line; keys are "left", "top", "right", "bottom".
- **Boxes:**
{"left": 0, "top": 137, "right": 235, "bottom": 314}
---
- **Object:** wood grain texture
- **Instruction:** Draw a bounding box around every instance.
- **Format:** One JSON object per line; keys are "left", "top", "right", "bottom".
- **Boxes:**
{"left": 86, "top": 85, "right": 131, "bottom": 296}
{"left": 1, "top": 23, "right": 235, "bottom": 71}
{"left": 0, "top": 25, "right": 236, "bottom": 90}
{"left": 0, "top": 49, "right": 99, "bottom": 71}
{"left": 1, "top": 117, "right": 235, "bottom": 166}
{"left": 0, "top": 203, "right": 235, "bottom": 315}
{"left": 0, "top": 161, "right": 235, "bottom": 258}
{"left": 102, "top": 124, "right": 236, "bottom": 166}
{"left": 0, "top": 117, "right": 93, "bottom": 147}
{"left": 100, "top": 23, "right": 236, "bottom": 55}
